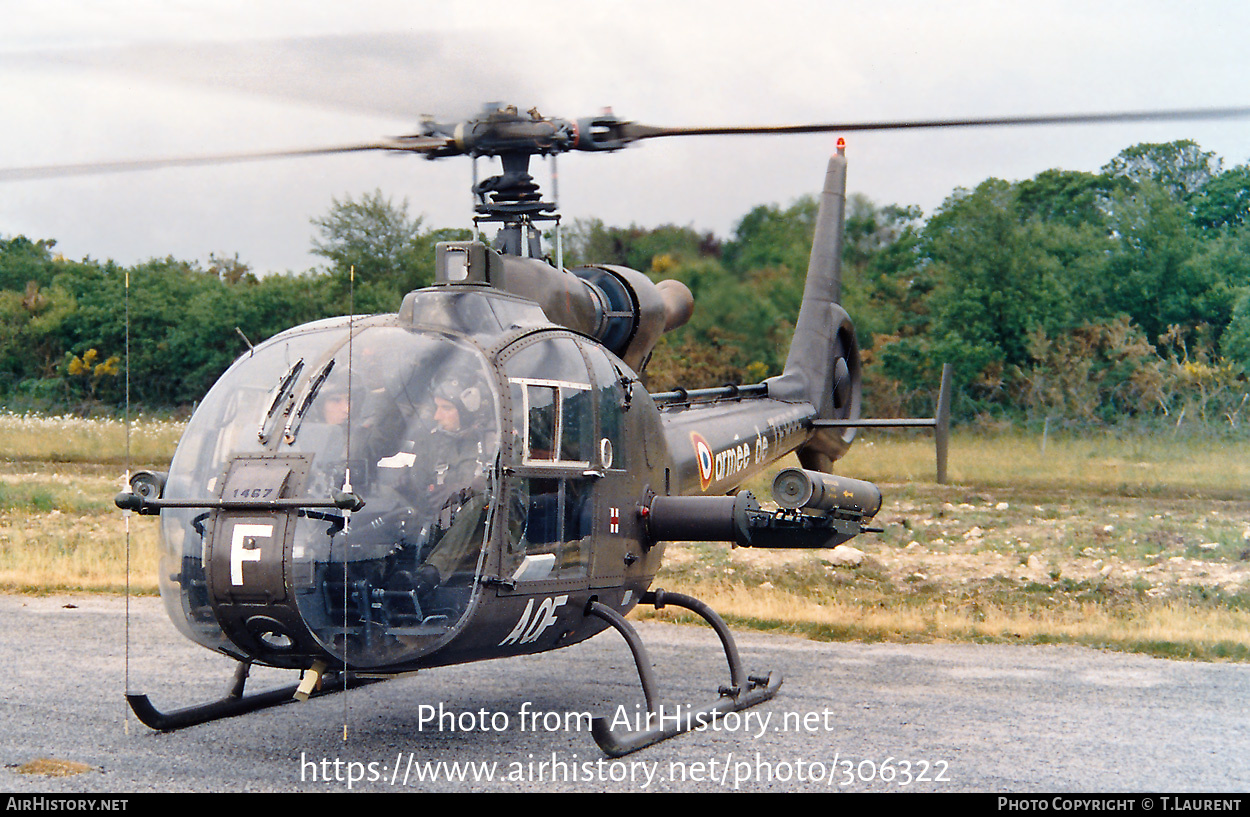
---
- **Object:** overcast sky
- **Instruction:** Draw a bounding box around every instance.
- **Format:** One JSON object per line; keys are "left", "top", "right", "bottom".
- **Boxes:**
{"left": 2, "top": 0, "right": 1249, "bottom": 273}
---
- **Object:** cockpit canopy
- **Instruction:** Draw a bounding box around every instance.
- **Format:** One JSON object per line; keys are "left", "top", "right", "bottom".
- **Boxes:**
{"left": 159, "top": 317, "right": 501, "bottom": 668}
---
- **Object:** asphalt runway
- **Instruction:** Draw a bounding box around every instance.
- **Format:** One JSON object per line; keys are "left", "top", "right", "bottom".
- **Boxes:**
{"left": 2, "top": 593, "right": 1248, "bottom": 793}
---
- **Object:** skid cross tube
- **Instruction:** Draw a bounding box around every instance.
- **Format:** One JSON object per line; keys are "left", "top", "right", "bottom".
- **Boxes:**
{"left": 126, "top": 661, "right": 380, "bottom": 731}
{"left": 586, "top": 590, "right": 782, "bottom": 757}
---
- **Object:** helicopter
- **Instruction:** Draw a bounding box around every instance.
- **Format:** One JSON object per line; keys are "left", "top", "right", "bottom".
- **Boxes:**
{"left": 10, "top": 100, "right": 1248, "bottom": 756}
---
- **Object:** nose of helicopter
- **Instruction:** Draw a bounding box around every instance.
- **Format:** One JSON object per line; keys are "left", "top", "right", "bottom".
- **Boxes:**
{"left": 155, "top": 320, "right": 503, "bottom": 670}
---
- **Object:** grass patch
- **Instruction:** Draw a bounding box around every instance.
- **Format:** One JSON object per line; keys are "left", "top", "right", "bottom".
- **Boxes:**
{"left": 833, "top": 428, "right": 1250, "bottom": 499}
{"left": 635, "top": 579, "right": 1250, "bottom": 662}
{"left": 15, "top": 758, "right": 95, "bottom": 777}
{"left": 0, "top": 508, "right": 161, "bottom": 595}
{"left": 0, "top": 463, "right": 161, "bottom": 594}
{"left": 0, "top": 411, "right": 182, "bottom": 464}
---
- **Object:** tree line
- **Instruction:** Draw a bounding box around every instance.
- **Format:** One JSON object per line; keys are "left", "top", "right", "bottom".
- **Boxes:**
{"left": 2, "top": 141, "right": 1249, "bottom": 430}
{"left": 579, "top": 139, "right": 1250, "bottom": 430}
{"left": 0, "top": 192, "right": 470, "bottom": 410}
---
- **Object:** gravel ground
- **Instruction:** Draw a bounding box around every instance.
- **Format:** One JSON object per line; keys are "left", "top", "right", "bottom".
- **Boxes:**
{"left": 3, "top": 593, "right": 1249, "bottom": 793}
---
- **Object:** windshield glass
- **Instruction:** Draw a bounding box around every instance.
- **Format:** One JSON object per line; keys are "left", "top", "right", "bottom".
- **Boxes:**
{"left": 159, "top": 320, "right": 500, "bottom": 668}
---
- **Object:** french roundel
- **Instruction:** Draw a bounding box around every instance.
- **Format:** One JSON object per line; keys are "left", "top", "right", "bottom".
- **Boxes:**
{"left": 692, "top": 433, "right": 714, "bottom": 490}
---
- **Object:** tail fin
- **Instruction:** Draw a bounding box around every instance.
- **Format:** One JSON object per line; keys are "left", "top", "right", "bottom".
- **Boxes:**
{"left": 765, "top": 142, "right": 862, "bottom": 471}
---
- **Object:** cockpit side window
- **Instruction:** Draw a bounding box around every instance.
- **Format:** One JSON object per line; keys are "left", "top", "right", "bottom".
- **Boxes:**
{"left": 499, "top": 336, "right": 596, "bottom": 586}
{"left": 512, "top": 380, "right": 593, "bottom": 467}
{"left": 525, "top": 384, "right": 557, "bottom": 461}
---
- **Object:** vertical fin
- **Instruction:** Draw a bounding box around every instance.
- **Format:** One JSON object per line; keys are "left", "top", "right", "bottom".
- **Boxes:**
{"left": 767, "top": 142, "right": 861, "bottom": 469}
{"left": 787, "top": 143, "right": 847, "bottom": 361}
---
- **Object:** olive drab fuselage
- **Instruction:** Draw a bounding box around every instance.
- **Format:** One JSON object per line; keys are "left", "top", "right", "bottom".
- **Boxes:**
{"left": 158, "top": 285, "right": 672, "bottom": 672}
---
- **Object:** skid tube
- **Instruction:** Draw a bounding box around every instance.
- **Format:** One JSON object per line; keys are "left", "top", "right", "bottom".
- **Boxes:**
{"left": 126, "top": 660, "right": 381, "bottom": 731}
{"left": 586, "top": 588, "right": 782, "bottom": 757}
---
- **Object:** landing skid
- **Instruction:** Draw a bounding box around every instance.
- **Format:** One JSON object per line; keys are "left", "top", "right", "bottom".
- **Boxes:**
{"left": 586, "top": 589, "right": 782, "bottom": 757}
{"left": 126, "top": 660, "right": 379, "bottom": 731}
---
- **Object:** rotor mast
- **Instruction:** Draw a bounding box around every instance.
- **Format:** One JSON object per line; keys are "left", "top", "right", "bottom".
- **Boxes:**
{"left": 427, "top": 105, "right": 564, "bottom": 260}
{"left": 472, "top": 149, "right": 558, "bottom": 258}
{"left": 420, "top": 103, "right": 632, "bottom": 262}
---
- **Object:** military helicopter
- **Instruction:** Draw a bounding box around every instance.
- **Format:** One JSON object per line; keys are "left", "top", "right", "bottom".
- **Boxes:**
{"left": 10, "top": 101, "right": 1248, "bottom": 756}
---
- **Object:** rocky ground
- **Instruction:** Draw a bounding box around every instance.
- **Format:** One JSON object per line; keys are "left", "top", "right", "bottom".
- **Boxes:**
{"left": 866, "top": 488, "right": 1250, "bottom": 599}
{"left": 662, "top": 485, "right": 1250, "bottom": 604}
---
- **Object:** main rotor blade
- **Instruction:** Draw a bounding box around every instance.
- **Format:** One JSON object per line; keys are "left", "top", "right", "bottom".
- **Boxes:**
{"left": 618, "top": 106, "right": 1250, "bottom": 142}
{"left": 0, "top": 136, "right": 453, "bottom": 182}
{"left": 8, "top": 104, "right": 1249, "bottom": 182}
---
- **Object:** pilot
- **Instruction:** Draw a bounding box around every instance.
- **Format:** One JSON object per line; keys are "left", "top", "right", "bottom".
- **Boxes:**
{"left": 312, "top": 373, "right": 393, "bottom": 490}
{"left": 322, "top": 388, "right": 352, "bottom": 426}
{"left": 425, "top": 377, "right": 490, "bottom": 498}
{"left": 373, "top": 373, "right": 494, "bottom": 603}
{"left": 302, "top": 377, "right": 355, "bottom": 498}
